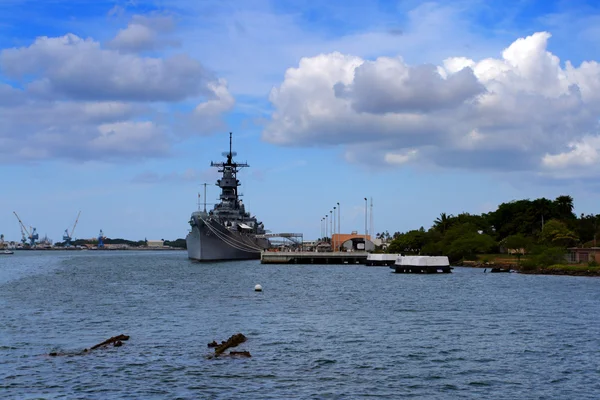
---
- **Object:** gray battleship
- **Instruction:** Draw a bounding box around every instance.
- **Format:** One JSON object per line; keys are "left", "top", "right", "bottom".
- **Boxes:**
{"left": 186, "top": 133, "right": 270, "bottom": 261}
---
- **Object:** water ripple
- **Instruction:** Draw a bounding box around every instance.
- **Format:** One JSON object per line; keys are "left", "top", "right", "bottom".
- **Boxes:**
{"left": 1, "top": 252, "right": 599, "bottom": 399}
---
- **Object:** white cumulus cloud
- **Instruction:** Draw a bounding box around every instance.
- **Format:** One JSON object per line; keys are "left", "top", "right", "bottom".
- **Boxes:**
{"left": 263, "top": 32, "right": 600, "bottom": 179}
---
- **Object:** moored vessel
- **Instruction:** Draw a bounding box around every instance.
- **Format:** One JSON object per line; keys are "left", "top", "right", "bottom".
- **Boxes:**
{"left": 186, "top": 133, "right": 270, "bottom": 261}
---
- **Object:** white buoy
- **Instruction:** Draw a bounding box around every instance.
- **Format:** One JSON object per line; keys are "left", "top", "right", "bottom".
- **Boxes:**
{"left": 254, "top": 284, "right": 263, "bottom": 292}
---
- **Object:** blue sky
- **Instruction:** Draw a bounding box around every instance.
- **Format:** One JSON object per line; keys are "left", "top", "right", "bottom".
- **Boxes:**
{"left": 2, "top": 0, "right": 600, "bottom": 243}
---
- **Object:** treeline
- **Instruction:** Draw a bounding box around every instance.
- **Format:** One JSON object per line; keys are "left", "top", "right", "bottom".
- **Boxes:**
{"left": 164, "top": 239, "right": 186, "bottom": 249}
{"left": 378, "top": 195, "right": 598, "bottom": 266}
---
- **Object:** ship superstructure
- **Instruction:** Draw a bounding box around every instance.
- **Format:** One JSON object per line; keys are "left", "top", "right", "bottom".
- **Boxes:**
{"left": 186, "top": 133, "right": 269, "bottom": 261}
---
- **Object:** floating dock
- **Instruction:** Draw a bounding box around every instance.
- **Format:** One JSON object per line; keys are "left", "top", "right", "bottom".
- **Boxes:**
{"left": 261, "top": 251, "right": 368, "bottom": 264}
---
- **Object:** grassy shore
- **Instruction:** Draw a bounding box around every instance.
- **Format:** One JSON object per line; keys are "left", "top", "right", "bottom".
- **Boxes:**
{"left": 460, "top": 254, "right": 600, "bottom": 276}
{"left": 519, "top": 264, "right": 600, "bottom": 276}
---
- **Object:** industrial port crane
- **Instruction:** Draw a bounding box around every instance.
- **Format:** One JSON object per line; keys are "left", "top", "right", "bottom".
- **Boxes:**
{"left": 98, "top": 229, "right": 105, "bottom": 248}
{"left": 13, "top": 211, "right": 38, "bottom": 247}
{"left": 19, "top": 226, "right": 26, "bottom": 245}
{"left": 63, "top": 211, "right": 81, "bottom": 247}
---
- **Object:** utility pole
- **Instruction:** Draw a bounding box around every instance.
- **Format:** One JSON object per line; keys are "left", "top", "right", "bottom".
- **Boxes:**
{"left": 337, "top": 202, "right": 340, "bottom": 237}
{"left": 321, "top": 218, "right": 323, "bottom": 240}
{"left": 364, "top": 197, "right": 368, "bottom": 239}
{"left": 333, "top": 206, "right": 337, "bottom": 251}
{"left": 370, "top": 197, "right": 374, "bottom": 239}
{"left": 330, "top": 210, "right": 333, "bottom": 242}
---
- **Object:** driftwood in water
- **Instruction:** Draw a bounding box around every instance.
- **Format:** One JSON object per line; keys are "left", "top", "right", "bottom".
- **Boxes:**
{"left": 207, "top": 333, "right": 250, "bottom": 358}
{"left": 48, "top": 334, "right": 130, "bottom": 357}
{"left": 89, "top": 334, "right": 130, "bottom": 350}
{"left": 214, "top": 333, "right": 247, "bottom": 355}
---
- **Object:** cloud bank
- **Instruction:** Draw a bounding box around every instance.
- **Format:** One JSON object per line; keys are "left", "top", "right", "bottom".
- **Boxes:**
{"left": 263, "top": 32, "right": 600, "bottom": 179}
{"left": 0, "top": 14, "right": 234, "bottom": 163}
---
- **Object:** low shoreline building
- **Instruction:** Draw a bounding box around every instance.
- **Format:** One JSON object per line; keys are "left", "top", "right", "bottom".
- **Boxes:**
{"left": 567, "top": 247, "right": 600, "bottom": 264}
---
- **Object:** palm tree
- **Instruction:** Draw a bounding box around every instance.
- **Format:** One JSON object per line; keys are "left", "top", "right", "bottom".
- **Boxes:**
{"left": 554, "top": 195, "right": 575, "bottom": 220}
{"left": 434, "top": 213, "right": 453, "bottom": 233}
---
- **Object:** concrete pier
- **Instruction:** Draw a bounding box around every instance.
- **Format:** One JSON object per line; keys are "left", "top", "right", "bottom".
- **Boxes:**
{"left": 261, "top": 251, "right": 368, "bottom": 265}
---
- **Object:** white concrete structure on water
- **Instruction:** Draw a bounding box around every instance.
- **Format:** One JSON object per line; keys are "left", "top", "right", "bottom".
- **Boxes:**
{"left": 395, "top": 256, "right": 450, "bottom": 267}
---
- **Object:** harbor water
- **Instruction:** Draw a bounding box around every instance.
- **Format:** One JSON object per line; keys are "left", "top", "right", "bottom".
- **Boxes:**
{"left": 1, "top": 251, "right": 599, "bottom": 399}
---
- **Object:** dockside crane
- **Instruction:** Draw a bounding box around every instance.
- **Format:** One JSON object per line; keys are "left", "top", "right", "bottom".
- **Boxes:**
{"left": 19, "top": 226, "right": 26, "bottom": 245}
{"left": 29, "top": 228, "right": 39, "bottom": 246}
{"left": 98, "top": 229, "right": 105, "bottom": 249}
{"left": 63, "top": 211, "right": 81, "bottom": 247}
{"left": 13, "top": 212, "right": 38, "bottom": 247}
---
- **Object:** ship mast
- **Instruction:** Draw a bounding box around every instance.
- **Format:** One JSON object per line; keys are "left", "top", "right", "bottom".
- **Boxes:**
{"left": 210, "top": 132, "right": 249, "bottom": 206}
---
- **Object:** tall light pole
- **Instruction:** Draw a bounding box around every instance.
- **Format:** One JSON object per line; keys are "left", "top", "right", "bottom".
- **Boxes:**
{"left": 330, "top": 210, "right": 333, "bottom": 241}
{"left": 370, "top": 197, "right": 373, "bottom": 238}
{"left": 321, "top": 218, "right": 324, "bottom": 239}
{"left": 337, "top": 202, "right": 340, "bottom": 236}
{"left": 364, "top": 197, "right": 368, "bottom": 239}
{"left": 333, "top": 206, "right": 337, "bottom": 250}
{"left": 325, "top": 215, "right": 328, "bottom": 239}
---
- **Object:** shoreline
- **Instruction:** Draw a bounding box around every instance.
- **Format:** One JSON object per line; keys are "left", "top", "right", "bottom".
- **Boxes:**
{"left": 459, "top": 261, "right": 600, "bottom": 277}
{"left": 6, "top": 248, "right": 186, "bottom": 251}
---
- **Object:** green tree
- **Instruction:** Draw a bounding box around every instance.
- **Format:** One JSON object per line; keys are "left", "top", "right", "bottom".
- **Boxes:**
{"left": 387, "top": 228, "right": 428, "bottom": 254}
{"left": 521, "top": 246, "right": 567, "bottom": 270}
{"left": 541, "top": 220, "right": 578, "bottom": 248}
{"left": 503, "top": 233, "right": 531, "bottom": 262}
{"left": 503, "top": 234, "right": 530, "bottom": 252}
{"left": 489, "top": 199, "right": 536, "bottom": 239}
{"left": 446, "top": 232, "right": 497, "bottom": 262}
{"left": 576, "top": 214, "right": 600, "bottom": 245}
{"left": 439, "top": 223, "right": 497, "bottom": 262}
{"left": 164, "top": 238, "right": 187, "bottom": 249}
{"left": 531, "top": 197, "right": 555, "bottom": 235}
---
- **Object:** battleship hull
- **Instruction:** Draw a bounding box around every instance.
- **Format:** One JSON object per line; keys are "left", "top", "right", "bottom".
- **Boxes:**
{"left": 186, "top": 219, "right": 269, "bottom": 262}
